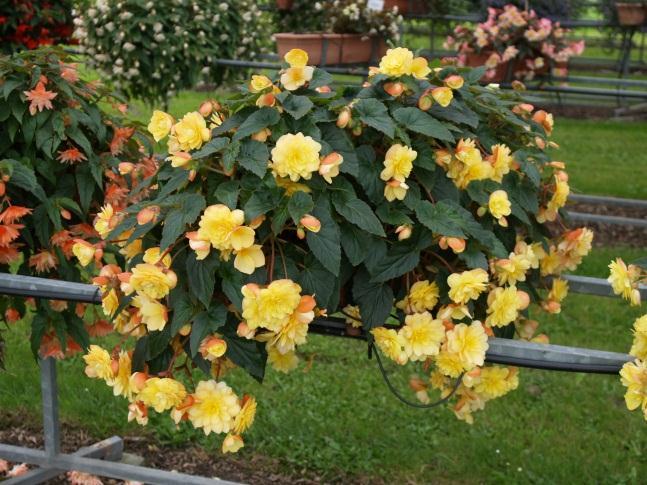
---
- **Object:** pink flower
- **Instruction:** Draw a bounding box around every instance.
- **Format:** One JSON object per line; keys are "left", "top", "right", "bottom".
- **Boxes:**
{"left": 7, "top": 463, "right": 29, "bottom": 477}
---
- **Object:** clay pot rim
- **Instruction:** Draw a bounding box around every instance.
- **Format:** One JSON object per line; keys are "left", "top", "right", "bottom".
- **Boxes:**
{"left": 274, "top": 32, "right": 381, "bottom": 39}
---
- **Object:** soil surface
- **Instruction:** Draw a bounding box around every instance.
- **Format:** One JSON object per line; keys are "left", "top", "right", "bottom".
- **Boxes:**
{"left": 0, "top": 415, "right": 377, "bottom": 485}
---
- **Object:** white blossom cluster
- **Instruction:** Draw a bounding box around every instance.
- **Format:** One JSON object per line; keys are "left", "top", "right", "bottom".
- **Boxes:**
{"left": 73, "top": 0, "right": 263, "bottom": 103}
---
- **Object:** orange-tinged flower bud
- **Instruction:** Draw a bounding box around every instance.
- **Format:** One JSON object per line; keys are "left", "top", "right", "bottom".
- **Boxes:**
{"left": 251, "top": 128, "right": 271, "bottom": 142}
{"left": 300, "top": 214, "right": 321, "bottom": 233}
{"left": 556, "top": 170, "right": 568, "bottom": 182}
{"left": 316, "top": 85, "right": 331, "bottom": 93}
{"left": 352, "top": 125, "right": 363, "bottom": 137}
{"left": 242, "top": 283, "right": 260, "bottom": 296}
{"left": 110, "top": 359, "right": 120, "bottom": 375}
{"left": 199, "top": 101, "right": 214, "bottom": 117}
{"left": 336, "top": 108, "right": 352, "bottom": 128}
{"left": 409, "top": 376, "right": 428, "bottom": 392}
{"left": 517, "top": 290, "right": 530, "bottom": 310}
{"left": 532, "top": 334, "right": 549, "bottom": 344}
{"left": 248, "top": 215, "right": 266, "bottom": 229}
{"left": 118, "top": 162, "right": 135, "bottom": 174}
{"left": 200, "top": 336, "right": 227, "bottom": 361}
{"left": 5, "top": 308, "right": 20, "bottom": 323}
{"left": 165, "top": 270, "right": 177, "bottom": 289}
{"left": 256, "top": 93, "right": 276, "bottom": 108}
{"left": 237, "top": 321, "right": 256, "bottom": 339}
{"left": 418, "top": 93, "right": 433, "bottom": 111}
{"left": 130, "top": 372, "right": 148, "bottom": 393}
{"left": 179, "top": 324, "right": 192, "bottom": 336}
{"left": 444, "top": 74, "right": 464, "bottom": 90}
{"left": 384, "top": 82, "right": 405, "bottom": 97}
{"left": 297, "top": 295, "right": 317, "bottom": 313}
{"left": 543, "top": 300, "right": 561, "bottom": 314}
{"left": 137, "top": 206, "right": 159, "bottom": 225}
{"left": 188, "top": 169, "right": 197, "bottom": 182}
{"left": 395, "top": 224, "right": 412, "bottom": 241}
{"left": 432, "top": 86, "right": 453, "bottom": 107}
{"left": 60, "top": 208, "right": 71, "bottom": 220}
{"left": 535, "top": 137, "right": 546, "bottom": 149}
{"left": 296, "top": 227, "right": 306, "bottom": 240}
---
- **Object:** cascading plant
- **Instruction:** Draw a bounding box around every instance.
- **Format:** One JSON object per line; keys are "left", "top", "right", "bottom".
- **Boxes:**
{"left": 77, "top": 45, "right": 596, "bottom": 452}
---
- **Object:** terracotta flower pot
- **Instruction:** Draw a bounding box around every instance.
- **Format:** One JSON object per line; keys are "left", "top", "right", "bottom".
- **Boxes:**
{"left": 615, "top": 3, "right": 647, "bottom": 26}
{"left": 276, "top": 0, "right": 294, "bottom": 11}
{"left": 464, "top": 51, "right": 565, "bottom": 83}
{"left": 275, "top": 33, "right": 386, "bottom": 65}
{"left": 384, "top": 0, "right": 429, "bottom": 15}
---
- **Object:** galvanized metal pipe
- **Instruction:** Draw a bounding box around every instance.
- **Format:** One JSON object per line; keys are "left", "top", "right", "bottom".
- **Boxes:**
{"left": 570, "top": 193, "right": 647, "bottom": 208}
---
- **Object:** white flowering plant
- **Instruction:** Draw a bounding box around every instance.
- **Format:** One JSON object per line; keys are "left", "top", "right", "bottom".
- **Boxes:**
{"left": 73, "top": 0, "right": 264, "bottom": 104}
{"left": 70, "top": 45, "right": 603, "bottom": 452}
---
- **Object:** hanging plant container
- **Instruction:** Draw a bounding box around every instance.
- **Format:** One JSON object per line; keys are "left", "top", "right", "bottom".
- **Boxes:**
{"left": 384, "top": 0, "right": 429, "bottom": 15}
{"left": 615, "top": 2, "right": 647, "bottom": 26}
{"left": 464, "top": 51, "right": 566, "bottom": 83}
{"left": 275, "top": 32, "right": 386, "bottom": 65}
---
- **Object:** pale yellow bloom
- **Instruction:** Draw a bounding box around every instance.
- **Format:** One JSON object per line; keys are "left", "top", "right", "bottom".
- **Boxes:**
{"left": 138, "top": 378, "right": 187, "bottom": 413}
{"left": 631, "top": 315, "right": 647, "bottom": 360}
{"left": 72, "top": 241, "right": 95, "bottom": 266}
{"left": 384, "top": 179, "right": 409, "bottom": 201}
{"left": 269, "top": 310, "right": 310, "bottom": 355}
{"left": 174, "top": 111, "right": 210, "bottom": 151}
{"left": 270, "top": 133, "right": 321, "bottom": 181}
{"left": 222, "top": 434, "right": 245, "bottom": 453}
{"left": 94, "top": 204, "right": 115, "bottom": 239}
{"left": 620, "top": 360, "right": 647, "bottom": 417}
{"left": 130, "top": 263, "right": 176, "bottom": 300}
{"left": 608, "top": 258, "right": 641, "bottom": 306}
{"left": 132, "top": 294, "right": 168, "bottom": 332}
{"left": 241, "top": 279, "right": 302, "bottom": 332}
{"left": 143, "top": 247, "right": 172, "bottom": 268}
{"left": 249, "top": 74, "right": 273, "bottom": 92}
{"left": 83, "top": 345, "right": 114, "bottom": 382}
{"left": 284, "top": 48, "right": 308, "bottom": 68}
{"left": 102, "top": 288, "right": 119, "bottom": 317}
{"left": 396, "top": 280, "right": 439, "bottom": 314}
{"left": 447, "top": 269, "right": 489, "bottom": 304}
{"left": 234, "top": 245, "right": 265, "bottom": 275}
{"left": 280, "top": 66, "right": 314, "bottom": 91}
{"left": 233, "top": 395, "right": 257, "bottom": 434}
{"left": 147, "top": 110, "right": 174, "bottom": 142}
{"left": 473, "top": 366, "right": 518, "bottom": 399}
{"left": 485, "top": 286, "right": 522, "bottom": 327}
{"left": 188, "top": 380, "right": 241, "bottom": 435}
{"left": 410, "top": 57, "right": 431, "bottom": 79}
{"left": 380, "top": 144, "right": 417, "bottom": 182}
{"left": 432, "top": 87, "right": 453, "bottom": 107}
{"left": 267, "top": 345, "right": 299, "bottom": 373}
{"left": 446, "top": 321, "right": 489, "bottom": 370}
{"left": 488, "top": 190, "right": 512, "bottom": 220}
{"left": 197, "top": 204, "right": 255, "bottom": 252}
{"left": 112, "top": 351, "right": 135, "bottom": 400}
{"left": 493, "top": 253, "right": 531, "bottom": 286}
{"left": 400, "top": 312, "right": 445, "bottom": 361}
{"left": 488, "top": 144, "right": 513, "bottom": 182}
{"left": 378, "top": 47, "right": 414, "bottom": 77}
{"left": 371, "top": 327, "right": 407, "bottom": 364}
{"left": 436, "top": 349, "right": 465, "bottom": 378}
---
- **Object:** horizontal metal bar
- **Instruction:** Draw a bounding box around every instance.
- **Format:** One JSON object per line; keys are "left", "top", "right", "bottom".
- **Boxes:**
{"left": 0, "top": 445, "right": 239, "bottom": 485}
{"left": 561, "top": 274, "right": 647, "bottom": 300}
{"left": 567, "top": 211, "right": 647, "bottom": 228}
{"left": 570, "top": 193, "right": 647, "bottom": 208}
{"left": 0, "top": 273, "right": 100, "bottom": 304}
{"left": 549, "top": 75, "right": 647, "bottom": 87}
{"left": 3, "top": 437, "right": 124, "bottom": 485}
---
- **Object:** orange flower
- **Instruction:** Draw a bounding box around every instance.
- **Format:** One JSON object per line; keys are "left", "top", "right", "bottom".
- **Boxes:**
{"left": 87, "top": 319, "right": 114, "bottom": 337}
{"left": 0, "top": 206, "right": 32, "bottom": 224}
{"left": 23, "top": 81, "right": 58, "bottom": 115}
{"left": 39, "top": 333, "right": 82, "bottom": 359}
{"left": 57, "top": 147, "right": 87, "bottom": 164}
{"left": 29, "top": 250, "right": 58, "bottom": 272}
{"left": 0, "top": 245, "right": 21, "bottom": 264}
{"left": 110, "top": 127, "right": 136, "bottom": 155}
{"left": 59, "top": 62, "right": 79, "bottom": 83}
{"left": 0, "top": 224, "right": 23, "bottom": 245}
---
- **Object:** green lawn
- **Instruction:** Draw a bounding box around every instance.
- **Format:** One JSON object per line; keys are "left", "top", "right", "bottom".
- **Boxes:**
{"left": 1, "top": 247, "right": 646, "bottom": 483}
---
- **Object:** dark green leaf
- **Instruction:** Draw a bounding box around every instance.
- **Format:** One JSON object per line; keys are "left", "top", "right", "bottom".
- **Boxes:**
{"left": 392, "top": 107, "right": 454, "bottom": 142}
{"left": 238, "top": 139, "right": 269, "bottom": 178}
{"left": 306, "top": 195, "right": 341, "bottom": 276}
{"left": 160, "top": 193, "right": 206, "bottom": 250}
{"left": 352, "top": 268, "right": 394, "bottom": 330}
{"left": 186, "top": 252, "right": 220, "bottom": 308}
{"left": 354, "top": 98, "right": 395, "bottom": 138}
{"left": 232, "top": 107, "right": 281, "bottom": 141}
{"left": 287, "top": 190, "right": 314, "bottom": 223}
{"left": 276, "top": 92, "right": 314, "bottom": 120}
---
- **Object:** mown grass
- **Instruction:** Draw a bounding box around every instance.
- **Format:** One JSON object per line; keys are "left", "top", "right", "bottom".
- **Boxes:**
{"left": 1, "top": 247, "right": 646, "bottom": 483}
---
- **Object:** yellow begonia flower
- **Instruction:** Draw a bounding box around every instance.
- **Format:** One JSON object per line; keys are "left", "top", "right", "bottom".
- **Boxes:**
{"left": 396, "top": 280, "right": 439, "bottom": 314}
{"left": 400, "top": 312, "right": 445, "bottom": 361}
{"left": 197, "top": 204, "right": 255, "bottom": 252}
{"left": 267, "top": 345, "right": 299, "bottom": 373}
{"left": 380, "top": 144, "right": 417, "bottom": 182}
{"left": 384, "top": 179, "right": 409, "bottom": 202}
{"left": 174, "top": 111, "right": 211, "bottom": 151}
{"left": 143, "top": 247, "right": 172, "bottom": 268}
{"left": 132, "top": 294, "right": 168, "bottom": 332}
{"left": 436, "top": 349, "right": 465, "bottom": 378}
{"left": 147, "top": 110, "right": 174, "bottom": 142}
{"left": 83, "top": 345, "right": 114, "bottom": 382}
{"left": 378, "top": 47, "right": 414, "bottom": 77}
{"left": 270, "top": 310, "right": 311, "bottom": 355}
{"left": 608, "top": 258, "right": 641, "bottom": 306}
{"left": 343, "top": 304, "right": 362, "bottom": 328}
{"left": 432, "top": 87, "right": 453, "bottom": 107}
{"left": 112, "top": 351, "right": 135, "bottom": 400}
{"left": 166, "top": 151, "right": 192, "bottom": 169}
{"left": 444, "top": 74, "right": 464, "bottom": 90}
{"left": 275, "top": 177, "right": 312, "bottom": 195}
{"left": 138, "top": 378, "right": 187, "bottom": 413}
{"left": 372, "top": 327, "right": 407, "bottom": 364}
{"left": 488, "top": 190, "right": 512, "bottom": 220}
{"left": 199, "top": 336, "right": 227, "bottom": 362}
{"left": 242, "top": 279, "right": 302, "bottom": 332}
{"left": 130, "top": 263, "right": 176, "bottom": 300}
{"left": 249, "top": 74, "right": 273, "bottom": 92}
{"left": 102, "top": 288, "right": 119, "bottom": 317}
{"left": 187, "top": 380, "right": 241, "bottom": 435}
{"left": 446, "top": 138, "right": 493, "bottom": 189}
{"left": 630, "top": 315, "right": 647, "bottom": 360}
{"left": 270, "top": 132, "right": 321, "bottom": 181}
{"left": 620, "top": 360, "right": 647, "bottom": 416}
{"left": 234, "top": 244, "right": 265, "bottom": 275}
{"left": 318, "top": 152, "right": 343, "bottom": 184}
{"left": 410, "top": 56, "right": 431, "bottom": 79}
{"left": 72, "top": 241, "right": 95, "bottom": 267}
{"left": 447, "top": 268, "right": 489, "bottom": 304}
{"left": 94, "top": 204, "right": 115, "bottom": 239}
{"left": 233, "top": 395, "right": 257, "bottom": 435}
{"left": 494, "top": 252, "right": 531, "bottom": 286}
{"left": 284, "top": 48, "right": 309, "bottom": 68}
{"left": 222, "top": 434, "right": 245, "bottom": 453}
{"left": 488, "top": 144, "right": 513, "bottom": 183}
{"left": 445, "top": 321, "right": 489, "bottom": 371}
{"left": 280, "top": 66, "right": 314, "bottom": 91}
{"left": 473, "top": 366, "right": 518, "bottom": 400}
{"left": 485, "top": 286, "right": 522, "bottom": 327}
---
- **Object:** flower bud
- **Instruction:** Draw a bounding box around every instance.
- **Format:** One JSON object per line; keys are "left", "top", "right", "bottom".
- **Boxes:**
{"left": 256, "top": 92, "right": 275, "bottom": 108}
{"left": 137, "top": 206, "right": 159, "bottom": 225}
{"left": 409, "top": 376, "right": 428, "bottom": 392}
{"left": 511, "top": 80, "right": 526, "bottom": 91}
{"left": 200, "top": 336, "right": 227, "bottom": 361}
{"left": 60, "top": 208, "right": 72, "bottom": 220}
{"left": 444, "top": 74, "right": 464, "bottom": 90}
{"left": 336, "top": 108, "right": 352, "bottom": 129}
{"left": 296, "top": 227, "right": 306, "bottom": 240}
{"left": 315, "top": 85, "right": 331, "bottom": 93}
{"left": 251, "top": 128, "right": 271, "bottom": 142}
{"left": 517, "top": 290, "right": 530, "bottom": 310}
{"left": 395, "top": 224, "right": 412, "bottom": 241}
{"left": 179, "top": 324, "right": 192, "bottom": 336}
{"left": 418, "top": 93, "right": 433, "bottom": 111}
{"left": 248, "top": 215, "right": 266, "bottom": 229}
{"left": 199, "top": 100, "right": 214, "bottom": 117}
{"left": 118, "top": 162, "right": 135, "bottom": 174}
{"left": 300, "top": 214, "right": 321, "bottom": 233}
{"left": 237, "top": 321, "right": 256, "bottom": 339}
{"left": 4, "top": 308, "right": 20, "bottom": 323}
{"left": 352, "top": 125, "right": 363, "bottom": 137}
{"left": 297, "top": 295, "right": 317, "bottom": 313}
{"left": 384, "top": 82, "right": 405, "bottom": 97}
{"left": 129, "top": 372, "right": 148, "bottom": 393}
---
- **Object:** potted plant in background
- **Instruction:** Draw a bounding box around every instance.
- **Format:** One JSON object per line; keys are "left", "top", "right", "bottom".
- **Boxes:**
{"left": 445, "top": 4, "right": 585, "bottom": 82}
{"left": 274, "top": 0, "right": 402, "bottom": 65}
{"left": 614, "top": 1, "right": 647, "bottom": 26}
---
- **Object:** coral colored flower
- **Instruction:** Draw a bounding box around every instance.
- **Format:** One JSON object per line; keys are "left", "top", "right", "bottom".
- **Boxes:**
{"left": 29, "top": 250, "right": 58, "bottom": 272}
{"left": 234, "top": 244, "right": 265, "bottom": 275}
{"left": 0, "top": 224, "right": 22, "bottom": 245}
{"left": 271, "top": 133, "right": 321, "bottom": 181}
{"left": 130, "top": 263, "right": 176, "bottom": 299}
{"left": 318, "top": 152, "right": 343, "bottom": 184}
{"left": 174, "top": 112, "right": 211, "bottom": 151}
{"left": 23, "top": 81, "right": 57, "bottom": 115}
{"left": 0, "top": 205, "right": 31, "bottom": 224}
{"left": 280, "top": 66, "right": 314, "bottom": 91}
{"left": 400, "top": 312, "right": 445, "bottom": 361}
{"left": 380, "top": 144, "right": 417, "bottom": 183}
{"left": 447, "top": 269, "right": 489, "bottom": 304}
{"left": 446, "top": 321, "right": 489, "bottom": 371}
{"left": 57, "top": 147, "right": 87, "bottom": 164}
{"left": 241, "top": 279, "right": 302, "bottom": 332}
{"left": 197, "top": 204, "right": 255, "bottom": 252}
{"left": 188, "top": 380, "right": 241, "bottom": 435}
{"left": 397, "top": 280, "right": 440, "bottom": 314}
{"left": 110, "top": 127, "right": 136, "bottom": 156}
{"left": 147, "top": 110, "right": 175, "bottom": 142}
{"left": 379, "top": 47, "right": 414, "bottom": 77}
{"left": 83, "top": 345, "right": 114, "bottom": 382}
{"left": 222, "top": 434, "right": 244, "bottom": 453}
{"left": 138, "top": 378, "right": 187, "bottom": 413}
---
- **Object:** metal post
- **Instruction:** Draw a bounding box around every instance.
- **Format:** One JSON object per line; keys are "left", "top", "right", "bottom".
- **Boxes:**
{"left": 40, "top": 358, "right": 60, "bottom": 460}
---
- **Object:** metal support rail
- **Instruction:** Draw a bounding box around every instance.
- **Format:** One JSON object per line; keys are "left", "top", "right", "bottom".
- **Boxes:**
{"left": 0, "top": 271, "right": 642, "bottom": 482}
{"left": 569, "top": 193, "right": 647, "bottom": 209}
{"left": 567, "top": 211, "right": 647, "bottom": 228}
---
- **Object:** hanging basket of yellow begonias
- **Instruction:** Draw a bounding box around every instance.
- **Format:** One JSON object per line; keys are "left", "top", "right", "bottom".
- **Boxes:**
{"left": 77, "top": 46, "right": 596, "bottom": 452}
